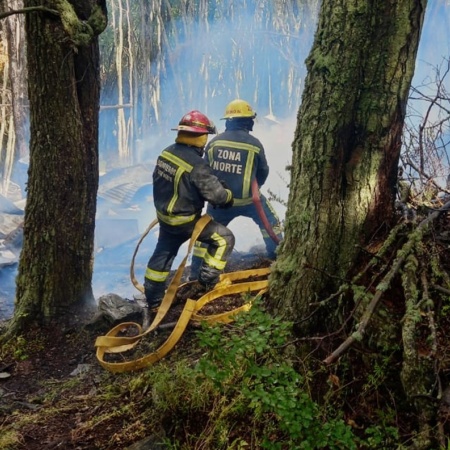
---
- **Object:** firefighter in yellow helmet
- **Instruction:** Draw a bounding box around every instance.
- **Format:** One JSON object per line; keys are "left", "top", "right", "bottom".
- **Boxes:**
{"left": 190, "top": 99, "right": 283, "bottom": 280}
{"left": 143, "top": 110, "right": 235, "bottom": 311}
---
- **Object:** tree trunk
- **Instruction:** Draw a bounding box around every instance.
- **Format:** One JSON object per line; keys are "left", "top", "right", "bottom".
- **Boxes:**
{"left": 270, "top": 0, "right": 427, "bottom": 330}
{"left": 0, "top": 0, "right": 28, "bottom": 196}
{"left": 4, "top": 0, "right": 28, "bottom": 161}
{"left": 8, "top": 0, "right": 107, "bottom": 333}
{"left": 269, "top": 2, "right": 435, "bottom": 444}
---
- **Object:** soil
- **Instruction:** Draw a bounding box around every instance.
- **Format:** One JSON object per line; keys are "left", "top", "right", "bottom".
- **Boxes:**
{"left": 1, "top": 324, "right": 105, "bottom": 449}
{"left": 0, "top": 256, "right": 271, "bottom": 450}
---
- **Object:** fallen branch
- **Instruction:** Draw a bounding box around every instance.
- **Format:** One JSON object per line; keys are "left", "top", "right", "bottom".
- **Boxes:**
{"left": 100, "top": 103, "right": 133, "bottom": 110}
{"left": 431, "top": 284, "right": 450, "bottom": 295}
{"left": 323, "top": 200, "right": 450, "bottom": 365}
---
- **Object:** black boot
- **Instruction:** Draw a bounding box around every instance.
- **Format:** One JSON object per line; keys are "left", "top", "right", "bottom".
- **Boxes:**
{"left": 198, "top": 264, "right": 220, "bottom": 290}
{"left": 183, "top": 281, "right": 211, "bottom": 300}
{"left": 144, "top": 278, "right": 165, "bottom": 309}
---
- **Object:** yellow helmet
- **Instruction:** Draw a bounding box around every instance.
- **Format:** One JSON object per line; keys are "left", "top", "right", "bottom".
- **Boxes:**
{"left": 222, "top": 99, "right": 257, "bottom": 119}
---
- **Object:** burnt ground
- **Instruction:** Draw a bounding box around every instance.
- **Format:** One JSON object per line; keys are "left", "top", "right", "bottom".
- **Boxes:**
{"left": 0, "top": 255, "right": 272, "bottom": 450}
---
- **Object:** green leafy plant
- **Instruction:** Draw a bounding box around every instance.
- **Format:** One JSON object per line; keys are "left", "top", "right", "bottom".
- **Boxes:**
{"left": 363, "top": 424, "right": 399, "bottom": 448}
{"left": 13, "top": 336, "right": 29, "bottom": 360}
{"left": 195, "top": 298, "right": 358, "bottom": 449}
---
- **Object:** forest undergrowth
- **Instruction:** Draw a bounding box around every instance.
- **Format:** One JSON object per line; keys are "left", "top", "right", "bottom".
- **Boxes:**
{"left": 1, "top": 205, "right": 450, "bottom": 449}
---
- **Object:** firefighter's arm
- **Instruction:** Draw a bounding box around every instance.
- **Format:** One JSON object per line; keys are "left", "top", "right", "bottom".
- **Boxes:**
{"left": 191, "top": 165, "right": 233, "bottom": 207}
{"left": 255, "top": 147, "right": 270, "bottom": 186}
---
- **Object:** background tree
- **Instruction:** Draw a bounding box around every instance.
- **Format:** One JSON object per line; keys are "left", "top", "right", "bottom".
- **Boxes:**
{"left": 4, "top": 0, "right": 108, "bottom": 336}
{"left": 97, "top": 0, "right": 318, "bottom": 166}
{"left": 0, "top": 0, "right": 27, "bottom": 197}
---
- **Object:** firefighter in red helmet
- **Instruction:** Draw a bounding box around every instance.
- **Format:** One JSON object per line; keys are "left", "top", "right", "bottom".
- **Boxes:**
{"left": 143, "top": 110, "right": 235, "bottom": 311}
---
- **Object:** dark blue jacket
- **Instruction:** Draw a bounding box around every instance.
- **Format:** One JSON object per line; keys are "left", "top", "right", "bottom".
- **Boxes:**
{"left": 153, "top": 143, "right": 233, "bottom": 226}
{"left": 205, "top": 129, "right": 269, "bottom": 206}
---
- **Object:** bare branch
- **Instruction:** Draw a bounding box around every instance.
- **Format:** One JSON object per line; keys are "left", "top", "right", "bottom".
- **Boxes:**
{"left": 323, "top": 199, "right": 450, "bottom": 365}
{"left": 405, "top": 156, "right": 450, "bottom": 197}
{"left": 0, "top": 7, "right": 58, "bottom": 20}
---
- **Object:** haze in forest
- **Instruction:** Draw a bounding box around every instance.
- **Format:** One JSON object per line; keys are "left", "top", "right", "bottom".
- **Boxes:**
{"left": 1, "top": 0, "right": 449, "bottom": 314}
{"left": 93, "top": 0, "right": 450, "bottom": 300}
{"left": 93, "top": 4, "right": 316, "bottom": 299}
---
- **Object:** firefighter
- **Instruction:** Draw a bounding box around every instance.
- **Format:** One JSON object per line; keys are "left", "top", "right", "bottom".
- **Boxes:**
{"left": 190, "top": 99, "right": 283, "bottom": 280}
{"left": 143, "top": 110, "right": 235, "bottom": 310}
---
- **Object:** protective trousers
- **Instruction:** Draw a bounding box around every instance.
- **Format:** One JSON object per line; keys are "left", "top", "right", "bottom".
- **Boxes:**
{"left": 190, "top": 195, "right": 282, "bottom": 280}
{"left": 144, "top": 217, "right": 235, "bottom": 306}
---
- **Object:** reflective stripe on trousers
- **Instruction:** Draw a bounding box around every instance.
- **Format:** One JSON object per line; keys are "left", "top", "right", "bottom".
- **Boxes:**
{"left": 145, "top": 218, "right": 235, "bottom": 300}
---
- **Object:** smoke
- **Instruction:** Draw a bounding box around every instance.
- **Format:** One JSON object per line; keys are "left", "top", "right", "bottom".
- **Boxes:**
{"left": 1, "top": 1, "right": 449, "bottom": 317}
{"left": 92, "top": 0, "right": 450, "bottom": 300}
{"left": 93, "top": 3, "right": 318, "bottom": 299}
{"left": 156, "top": 6, "right": 315, "bottom": 127}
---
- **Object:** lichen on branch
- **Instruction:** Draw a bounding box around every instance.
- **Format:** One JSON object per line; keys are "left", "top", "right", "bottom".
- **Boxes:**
{"left": 49, "top": 0, "right": 107, "bottom": 47}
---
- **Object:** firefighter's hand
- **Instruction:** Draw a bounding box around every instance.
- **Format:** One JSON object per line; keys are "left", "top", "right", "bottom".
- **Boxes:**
{"left": 219, "top": 198, "right": 234, "bottom": 209}
{"left": 219, "top": 179, "right": 230, "bottom": 190}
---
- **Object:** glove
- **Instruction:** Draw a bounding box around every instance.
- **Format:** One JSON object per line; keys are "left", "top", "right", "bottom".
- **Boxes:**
{"left": 219, "top": 179, "right": 230, "bottom": 190}
{"left": 219, "top": 197, "right": 234, "bottom": 209}
{"left": 216, "top": 180, "right": 233, "bottom": 209}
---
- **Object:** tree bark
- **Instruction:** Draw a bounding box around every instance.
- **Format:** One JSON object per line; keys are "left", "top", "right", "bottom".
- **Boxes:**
{"left": 270, "top": 0, "right": 427, "bottom": 331}
{"left": 8, "top": 0, "right": 107, "bottom": 333}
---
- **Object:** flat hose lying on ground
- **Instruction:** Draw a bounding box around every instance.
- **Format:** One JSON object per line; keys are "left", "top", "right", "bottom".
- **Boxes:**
{"left": 95, "top": 214, "right": 270, "bottom": 373}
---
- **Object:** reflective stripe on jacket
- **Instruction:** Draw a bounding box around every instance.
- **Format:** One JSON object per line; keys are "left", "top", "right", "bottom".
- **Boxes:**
{"left": 153, "top": 143, "right": 232, "bottom": 226}
{"left": 205, "top": 129, "right": 269, "bottom": 204}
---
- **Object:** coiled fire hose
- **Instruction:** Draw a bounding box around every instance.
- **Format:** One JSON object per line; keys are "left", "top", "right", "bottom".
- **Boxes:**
{"left": 95, "top": 214, "right": 270, "bottom": 373}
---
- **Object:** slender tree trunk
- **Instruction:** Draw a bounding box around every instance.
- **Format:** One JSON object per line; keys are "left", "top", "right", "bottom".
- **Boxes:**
{"left": 0, "top": 0, "right": 28, "bottom": 196}
{"left": 4, "top": 0, "right": 28, "bottom": 161}
{"left": 270, "top": 0, "right": 427, "bottom": 330}
{"left": 0, "top": 33, "right": 11, "bottom": 190}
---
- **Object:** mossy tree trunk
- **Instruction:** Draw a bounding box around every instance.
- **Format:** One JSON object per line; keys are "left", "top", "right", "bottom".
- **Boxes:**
{"left": 270, "top": 0, "right": 427, "bottom": 331}
{"left": 7, "top": 0, "right": 107, "bottom": 334}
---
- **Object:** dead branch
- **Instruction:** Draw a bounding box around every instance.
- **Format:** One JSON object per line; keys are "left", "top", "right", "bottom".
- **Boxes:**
{"left": 0, "top": 7, "right": 58, "bottom": 20}
{"left": 406, "top": 157, "right": 450, "bottom": 198}
{"left": 100, "top": 103, "right": 132, "bottom": 110}
{"left": 431, "top": 284, "right": 450, "bottom": 295}
{"left": 323, "top": 200, "right": 450, "bottom": 365}
{"left": 421, "top": 271, "right": 437, "bottom": 357}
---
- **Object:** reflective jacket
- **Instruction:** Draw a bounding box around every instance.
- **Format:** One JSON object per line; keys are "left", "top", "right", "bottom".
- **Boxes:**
{"left": 153, "top": 143, "right": 233, "bottom": 226}
{"left": 205, "top": 129, "right": 269, "bottom": 206}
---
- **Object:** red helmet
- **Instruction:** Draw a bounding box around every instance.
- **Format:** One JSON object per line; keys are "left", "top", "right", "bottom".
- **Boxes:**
{"left": 171, "top": 110, "right": 217, "bottom": 134}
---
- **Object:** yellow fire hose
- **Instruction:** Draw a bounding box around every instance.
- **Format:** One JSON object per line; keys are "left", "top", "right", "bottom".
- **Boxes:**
{"left": 95, "top": 214, "right": 270, "bottom": 373}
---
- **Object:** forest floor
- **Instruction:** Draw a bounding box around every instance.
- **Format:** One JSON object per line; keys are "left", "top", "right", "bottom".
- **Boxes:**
{"left": 0, "top": 255, "right": 272, "bottom": 450}
{"left": 2, "top": 210, "right": 450, "bottom": 449}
